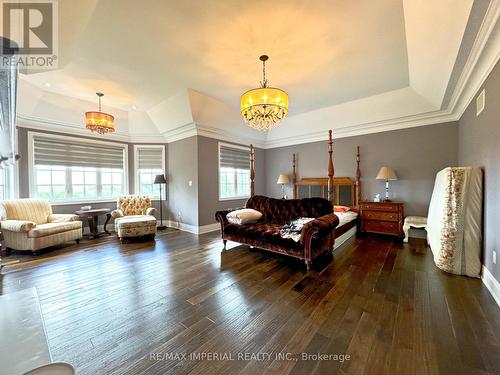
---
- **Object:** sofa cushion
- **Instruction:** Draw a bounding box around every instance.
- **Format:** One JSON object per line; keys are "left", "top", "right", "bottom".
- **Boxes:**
{"left": 115, "top": 215, "right": 157, "bottom": 229}
{"left": 224, "top": 221, "right": 303, "bottom": 256}
{"left": 28, "top": 221, "right": 82, "bottom": 238}
{"left": 245, "top": 195, "right": 333, "bottom": 223}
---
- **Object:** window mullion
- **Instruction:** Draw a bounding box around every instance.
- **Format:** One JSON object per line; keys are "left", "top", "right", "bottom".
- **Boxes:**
{"left": 66, "top": 167, "right": 72, "bottom": 199}
{"left": 96, "top": 169, "right": 102, "bottom": 198}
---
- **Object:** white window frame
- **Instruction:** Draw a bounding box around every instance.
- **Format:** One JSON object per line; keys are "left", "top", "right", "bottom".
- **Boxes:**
{"left": 0, "top": 129, "right": 20, "bottom": 200}
{"left": 28, "top": 131, "right": 129, "bottom": 205}
{"left": 0, "top": 167, "right": 6, "bottom": 200}
{"left": 218, "top": 142, "right": 251, "bottom": 201}
{"left": 133, "top": 145, "right": 165, "bottom": 200}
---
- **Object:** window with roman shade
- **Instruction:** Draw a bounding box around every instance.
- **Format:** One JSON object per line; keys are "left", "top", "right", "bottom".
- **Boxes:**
{"left": 0, "top": 167, "right": 6, "bottom": 200}
{"left": 218, "top": 143, "right": 250, "bottom": 200}
{"left": 134, "top": 145, "right": 165, "bottom": 198}
{"left": 30, "top": 133, "right": 127, "bottom": 202}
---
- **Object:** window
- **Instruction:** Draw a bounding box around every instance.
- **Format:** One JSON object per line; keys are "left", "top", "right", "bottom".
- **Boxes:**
{"left": 0, "top": 167, "right": 6, "bottom": 200}
{"left": 134, "top": 146, "right": 165, "bottom": 198}
{"left": 219, "top": 143, "right": 250, "bottom": 200}
{"left": 30, "top": 133, "right": 128, "bottom": 202}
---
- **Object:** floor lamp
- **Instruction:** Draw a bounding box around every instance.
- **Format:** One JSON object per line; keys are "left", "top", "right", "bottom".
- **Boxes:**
{"left": 154, "top": 174, "right": 167, "bottom": 230}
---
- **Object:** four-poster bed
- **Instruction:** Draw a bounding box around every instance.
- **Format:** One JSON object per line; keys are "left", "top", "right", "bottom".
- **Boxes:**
{"left": 248, "top": 130, "right": 362, "bottom": 248}
{"left": 216, "top": 130, "right": 360, "bottom": 270}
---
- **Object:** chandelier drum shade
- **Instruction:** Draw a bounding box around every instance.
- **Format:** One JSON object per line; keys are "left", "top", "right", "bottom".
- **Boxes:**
{"left": 85, "top": 92, "right": 115, "bottom": 134}
{"left": 241, "top": 55, "right": 288, "bottom": 131}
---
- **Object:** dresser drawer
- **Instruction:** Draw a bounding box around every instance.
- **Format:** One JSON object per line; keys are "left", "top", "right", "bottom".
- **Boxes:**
{"left": 360, "top": 203, "right": 400, "bottom": 212}
{"left": 362, "top": 210, "right": 400, "bottom": 222}
{"left": 363, "top": 220, "right": 400, "bottom": 235}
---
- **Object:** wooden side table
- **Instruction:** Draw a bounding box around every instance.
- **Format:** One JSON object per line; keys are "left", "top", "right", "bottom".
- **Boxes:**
{"left": 359, "top": 201, "right": 404, "bottom": 238}
{"left": 75, "top": 208, "right": 112, "bottom": 239}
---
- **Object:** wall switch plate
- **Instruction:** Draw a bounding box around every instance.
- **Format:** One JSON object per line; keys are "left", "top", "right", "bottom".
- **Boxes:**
{"left": 188, "top": 180, "right": 193, "bottom": 187}
{"left": 476, "top": 89, "right": 485, "bottom": 116}
{"left": 493, "top": 250, "right": 497, "bottom": 265}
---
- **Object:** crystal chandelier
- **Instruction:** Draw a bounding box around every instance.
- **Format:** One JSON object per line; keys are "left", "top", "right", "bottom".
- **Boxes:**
{"left": 240, "top": 55, "right": 288, "bottom": 131}
{"left": 85, "top": 92, "right": 115, "bottom": 134}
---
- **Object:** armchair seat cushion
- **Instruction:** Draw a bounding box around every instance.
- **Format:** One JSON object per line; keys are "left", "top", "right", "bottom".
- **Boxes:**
{"left": 28, "top": 221, "right": 82, "bottom": 238}
{"left": 115, "top": 215, "right": 157, "bottom": 229}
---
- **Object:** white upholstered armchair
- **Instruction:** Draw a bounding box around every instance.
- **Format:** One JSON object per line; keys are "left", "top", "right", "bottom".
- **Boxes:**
{"left": 111, "top": 195, "right": 157, "bottom": 241}
{"left": 0, "top": 199, "right": 82, "bottom": 253}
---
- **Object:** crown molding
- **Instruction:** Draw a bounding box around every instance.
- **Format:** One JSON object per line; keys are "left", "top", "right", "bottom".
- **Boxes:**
{"left": 196, "top": 123, "right": 266, "bottom": 149}
{"left": 15, "top": 2, "right": 498, "bottom": 150}
{"left": 264, "top": 109, "right": 457, "bottom": 149}
{"left": 16, "top": 114, "right": 132, "bottom": 142}
{"left": 264, "top": 1, "right": 499, "bottom": 149}
{"left": 447, "top": 0, "right": 500, "bottom": 119}
{"left": 160, "top": 122, "right": 197, "bottom": 143}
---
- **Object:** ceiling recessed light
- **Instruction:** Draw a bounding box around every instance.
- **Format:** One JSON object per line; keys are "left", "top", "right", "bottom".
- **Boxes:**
{"left": 44, "top": 82, "right": 51, "bottom": 87}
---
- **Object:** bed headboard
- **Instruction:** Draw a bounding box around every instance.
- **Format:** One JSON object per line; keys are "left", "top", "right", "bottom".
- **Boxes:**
{"left": 249, "top": 131, "right": 361, "bottom": 209}
{"left": 291, "top": 136, "right": 361, "bottom": 209}
{"left": 294, "top": 177, "right": 358, "bottom": 206}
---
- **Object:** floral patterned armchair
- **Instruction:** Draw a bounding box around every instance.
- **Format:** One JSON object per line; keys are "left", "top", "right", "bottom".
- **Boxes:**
{"left": 111, "top": 195, "right": 157, "bottom": 241}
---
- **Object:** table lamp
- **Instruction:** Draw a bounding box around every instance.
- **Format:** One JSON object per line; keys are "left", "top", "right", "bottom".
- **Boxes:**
{"left": 153, "top": 174, "right": 167, "bottom": 230}
{"left": 376, "top": 166, "right": 398, "bottom": 202}
{"left": 276, "top": 174, "right": 290, "bottom": 199}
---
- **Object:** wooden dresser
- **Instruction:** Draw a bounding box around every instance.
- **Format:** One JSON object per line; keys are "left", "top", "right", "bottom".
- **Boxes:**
{"left": 359, "top": 201, "right": 404, "bottom": 238}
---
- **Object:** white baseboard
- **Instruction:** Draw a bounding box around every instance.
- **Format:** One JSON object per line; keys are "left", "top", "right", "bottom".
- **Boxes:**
{"left": 482, "top": 265, "right": 500, "bottom": 308}
{"left": 199, "top": 223, "right": 220, "bottom": 234}
{"left": 166, "top": 220, "right": 220, "bottom": 235}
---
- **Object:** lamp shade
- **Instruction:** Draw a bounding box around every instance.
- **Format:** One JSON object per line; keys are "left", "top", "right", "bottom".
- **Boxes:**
{"left": 376, "top": 166, "right": 398, "bottom": 180}
{"left": 276, "top": 174, "right": 290, "bottom": 185}
{"left": 153, "top": 174, "right": 167, "bottom": 184}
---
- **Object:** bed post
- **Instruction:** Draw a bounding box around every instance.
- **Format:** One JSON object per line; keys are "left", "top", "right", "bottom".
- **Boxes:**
{"left": 327, "top": 130, "right": 334, "bottom": 203}
{"left": 355, "top": 146, "right": 361, "bottom": 207}
{"left": 250, "top": 144, "right": 255, "bottom": 196}
{"left": 292, "top": 153, "right": 297, "bottom": 199}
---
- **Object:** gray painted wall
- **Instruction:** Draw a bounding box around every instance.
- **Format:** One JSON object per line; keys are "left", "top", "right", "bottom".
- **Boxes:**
{"left": 264, "top": 122, "right": 459, "bottom": 217}
{"left": 166, "top": 136, "right": 199, "bottom": 226}
{"left": 16, "top": 127, "right": 168, "bottom": 227}
{"left": 458, "top": 59, "right": 500, "bottom": 283}
{"left": 197, "top": 136, "right": 266, "bottom": 226}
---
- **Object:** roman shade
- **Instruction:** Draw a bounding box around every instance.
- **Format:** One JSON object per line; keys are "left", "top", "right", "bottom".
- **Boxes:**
{"left": 136, "top": 147, "right": 163, "bottom": 170}
{"left": 33, "top": 136, "right": 125, "bottom": 169}
{"left": 219, "top": 145, "right": 250, "bottom": 170}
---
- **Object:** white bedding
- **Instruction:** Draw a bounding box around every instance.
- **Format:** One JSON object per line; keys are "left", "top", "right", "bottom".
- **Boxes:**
{"left": 335, "top": 211, "right": 358, "bottom": 227}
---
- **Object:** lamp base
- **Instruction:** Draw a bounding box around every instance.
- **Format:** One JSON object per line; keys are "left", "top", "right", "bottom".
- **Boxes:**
{"left": 157, "top": 225, "right": 167, "bottom": 230}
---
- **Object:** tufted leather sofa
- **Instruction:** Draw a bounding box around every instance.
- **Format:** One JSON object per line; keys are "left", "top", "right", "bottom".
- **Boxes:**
{"left": 111, "top": 195, "right": 157, "bottom": 241}
{"left": 215, "top": 195, "right": 339, "bottom": 270}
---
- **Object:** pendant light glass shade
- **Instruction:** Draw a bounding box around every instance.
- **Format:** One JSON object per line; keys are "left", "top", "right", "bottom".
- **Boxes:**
{"left": 85, "top": 93, "right": 115, "bottom": 134}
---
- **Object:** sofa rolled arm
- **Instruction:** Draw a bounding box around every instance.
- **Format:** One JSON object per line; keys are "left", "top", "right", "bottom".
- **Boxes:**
{"left": 111, "top": 209, "right": 124, "bottom": 219}
{"left": 1, "top": 220, "right": 37, "bottom": 232}
{"left": 48, "top": 214, "right": 79, "bottom": 223}
{"left": 215, "top": 208, "right": 244, "bottom": 225}
{"left": 299, "top": 213, "right": 339, "bottom": 246}
{"left": 146, "top": 207, "right": 157, "bottom": 217}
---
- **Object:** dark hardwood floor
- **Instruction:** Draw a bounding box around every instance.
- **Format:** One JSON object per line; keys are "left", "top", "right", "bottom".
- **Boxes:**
{"left": 1, "top": 229, "right": 500, "bottom": 375}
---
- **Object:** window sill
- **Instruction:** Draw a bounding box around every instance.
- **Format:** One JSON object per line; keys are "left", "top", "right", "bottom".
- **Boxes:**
{"left": 43, "top": 197, "right": 165, "bottom": 206}
{"left": 49, "top": 199, "right": 119, "bottom": 206}
{"left": 219, "top": 196, "right": 251, "bottom": 202}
